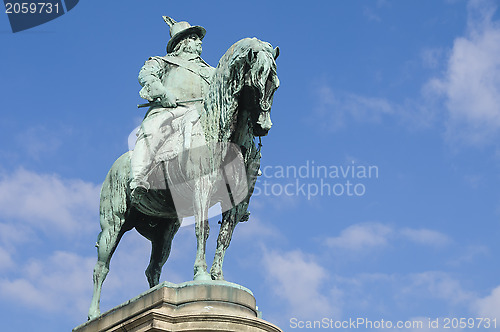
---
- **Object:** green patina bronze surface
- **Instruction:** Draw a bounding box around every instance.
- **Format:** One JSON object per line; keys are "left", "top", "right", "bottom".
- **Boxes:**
{"left": 87, "top": 16, "right": 279, "bottom": 321}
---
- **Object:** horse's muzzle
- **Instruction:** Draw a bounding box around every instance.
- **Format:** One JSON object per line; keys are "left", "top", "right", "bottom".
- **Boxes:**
{"left": 255, "top": 111, "right": 272, "bottom": 136}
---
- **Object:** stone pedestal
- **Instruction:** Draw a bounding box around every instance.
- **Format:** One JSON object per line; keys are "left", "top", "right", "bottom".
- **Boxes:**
{"left": 73, "top": 280, "right": 282, "bottom": 332}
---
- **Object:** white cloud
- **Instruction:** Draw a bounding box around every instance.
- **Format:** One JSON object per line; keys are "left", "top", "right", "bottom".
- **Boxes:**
{"left": 428, "top": 0, "right": 500, "bottom": 144}
{"left": 0, "top": 222, "right": 33, "bottom": 249}
{"left": 15, "top": 125, "right": 66, "bottom": 160}
{"left": 0, "top": 246, "right": 14, "bottom": 271}
{"left": 232, "top": 215, "right": 281, "bottom": 241}
{"left": 326, "top": 222, "right": 452, "bottom": 252}
{"left": 314, "top": 0, "right": 500, "bottom": 146}
{"left": 0, "top": 251, "right": 95, "bottom": 316}
{"left": 312, "top": 73, "right": 436, "bottom": 135}
{"left": 399, "top": 228, "right": 452, "bottom": 247}
{"left": 376, "top": 0, "right": 390, "bottom": 7}
{"left": 0, "top": 168, "right": 100, "bottom": 235}
{"left": 473, "top": 285, "right": 500, "bottom": 319}
{"left": 331, "top": 271, "right": 474, "bottom": 320}
{"left": 363, "top": 7, "right": 382, "bottom": 22}
{"left": 448, "top": 244, "right": 489, "bottom": 266}
{"left": 421, "top": 48, "right": 444, "bottom": 69}
{"left": 262, "top": 249, "right": 339, "bottom": 318}
{"left": 314, "top": 87, "right": 395, "bottom": 132}
{"left": 332, "top": 273, "right": 395, "bottom": 312}
{"left": 0, "top": 233, "right": 158, "bottom": 319}
{"left": 402, "top": 271, "right": 475, "bottom": 305}
{"left": 0, "top": 222, "right": 178, "bottom": 320}
{"left": 326, "top": 222, "right": 393, "bottom": 251}
{"left": 394, "top": 317, "right": 452, "bottom": 332}
{"left": 0, "top": 169, "right": 107, "bottom": 318}
{"left": 258, "top": 240, "right": 485, "bottom": 328}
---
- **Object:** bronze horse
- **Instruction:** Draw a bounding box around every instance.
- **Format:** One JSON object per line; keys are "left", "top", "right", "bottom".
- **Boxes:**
{"left": 88, "top": 38, "right": 279, "bottom": 320}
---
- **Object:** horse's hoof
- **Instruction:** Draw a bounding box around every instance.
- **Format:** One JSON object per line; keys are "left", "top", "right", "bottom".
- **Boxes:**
{"left": 194, "top": 271, "right": 211, "bottom": 281}
{"left": 88, "top": 311, "right": 100, "bottom": 321}
{"left": 210, "top": 270, "right": 224, "bottom": 280}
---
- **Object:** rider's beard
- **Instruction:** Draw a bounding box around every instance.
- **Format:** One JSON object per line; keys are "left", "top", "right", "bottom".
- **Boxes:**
{"left": 173, "top": 38, "right": 202, "bottom": 57}
{"left": 184, "top": 44, "right": 202, "bottom": 56}
{"left": 180, "top": 38, "right": 202, "bottom": 56}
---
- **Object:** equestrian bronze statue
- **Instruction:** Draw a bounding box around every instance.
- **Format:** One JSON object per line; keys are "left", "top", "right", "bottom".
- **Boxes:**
{"left": 88, "top": 16, "right": 279, "bottom": 320}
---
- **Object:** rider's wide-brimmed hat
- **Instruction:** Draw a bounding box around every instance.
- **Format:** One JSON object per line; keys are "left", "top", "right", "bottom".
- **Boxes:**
{"left": 163, "top": 16, "right": 206, "bottom": 54}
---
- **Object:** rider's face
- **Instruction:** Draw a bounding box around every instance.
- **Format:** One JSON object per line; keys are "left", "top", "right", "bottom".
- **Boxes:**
{"left": 184, "top": 34, "right": 202, "bottom": 55}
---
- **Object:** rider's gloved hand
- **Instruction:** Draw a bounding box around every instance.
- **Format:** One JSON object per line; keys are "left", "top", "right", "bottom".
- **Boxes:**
{"left": 140, "top": 80, "right": 165, "bottom": 101}
{"left": 160, "top": 90, "right": 177, "bottom": 108}
{"left": 147, "top": 81, "right": 165, "bottom": 99}
{"left": 139, "top": 81, "right": 177, "bottom": 108}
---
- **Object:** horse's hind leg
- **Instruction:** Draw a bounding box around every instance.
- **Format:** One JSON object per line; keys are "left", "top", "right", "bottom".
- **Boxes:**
{"left": 145, "top": 218, "right": 181, "bottom": 287}
{"left": 193, "top": 176, "right": 211, "bottom": 281}
{"left": 88, "top": 215, "right": 126, "bottom": 320}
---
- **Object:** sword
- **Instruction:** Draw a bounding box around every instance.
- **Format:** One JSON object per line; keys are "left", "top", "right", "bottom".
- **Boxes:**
{"left": 137, "top": 98, "right": 204, "bottom": 108}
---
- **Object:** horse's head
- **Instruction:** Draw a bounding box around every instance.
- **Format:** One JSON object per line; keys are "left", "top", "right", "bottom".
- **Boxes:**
{"left": 243, "top": 41, "right": 280, "bottom": 136}
{"left": 203, "top": 38, "right": 280, "bottom": 142}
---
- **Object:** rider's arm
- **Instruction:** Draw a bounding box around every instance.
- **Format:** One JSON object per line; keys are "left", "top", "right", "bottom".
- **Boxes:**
{"left": 138, "top": 57, "right": 166, "bottom": 101}
{"left": 138, "top": 57, "right": 176, "bottom": 108}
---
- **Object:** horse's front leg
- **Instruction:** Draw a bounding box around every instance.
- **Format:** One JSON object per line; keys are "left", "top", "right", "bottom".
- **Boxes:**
{"left": 211, "top": 203, "right": 249, "bottom": 280}
{"left": 193, "top": 175, "right": 211, "bottom": 281}
{"left": 210, "top": 208, "right": 236, "bottom": 280}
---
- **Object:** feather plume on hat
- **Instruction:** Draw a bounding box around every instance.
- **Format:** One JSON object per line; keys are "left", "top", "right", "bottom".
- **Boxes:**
{"left": 162, "top": 16, "right": 176, "bottom": 27}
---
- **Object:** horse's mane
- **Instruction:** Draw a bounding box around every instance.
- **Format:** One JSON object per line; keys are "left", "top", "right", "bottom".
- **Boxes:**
{"left": 202, "top": 38, "right": 274, "bottom": 142}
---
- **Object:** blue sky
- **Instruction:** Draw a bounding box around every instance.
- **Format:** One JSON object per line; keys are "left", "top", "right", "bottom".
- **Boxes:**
{"left": 2, "top": 0, "right": 500, "bottom": 331}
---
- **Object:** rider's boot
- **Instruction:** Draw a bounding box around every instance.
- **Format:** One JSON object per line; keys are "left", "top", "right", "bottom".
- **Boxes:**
{"left": 130, "top": 135, "right": 152, "bottom": 207}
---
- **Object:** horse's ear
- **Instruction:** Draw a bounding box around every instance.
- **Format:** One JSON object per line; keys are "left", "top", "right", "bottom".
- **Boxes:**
{"left": 273, "top": 46, "right": 280, "bottom": 60}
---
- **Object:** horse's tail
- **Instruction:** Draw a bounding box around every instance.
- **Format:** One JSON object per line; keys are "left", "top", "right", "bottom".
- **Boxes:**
{"left": 99, "top": 152, "right": 131, "bottom": 230}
